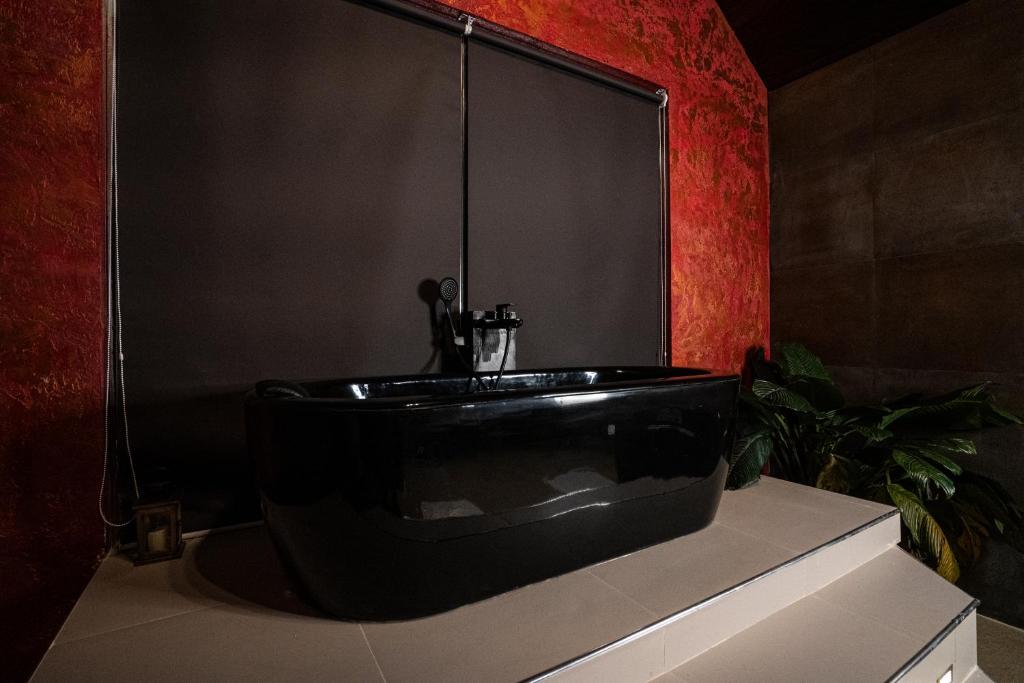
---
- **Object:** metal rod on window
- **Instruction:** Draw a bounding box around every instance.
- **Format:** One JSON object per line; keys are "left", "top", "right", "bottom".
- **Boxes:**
{"left": 361, "top": 0, "right": 664, "bottom": 104}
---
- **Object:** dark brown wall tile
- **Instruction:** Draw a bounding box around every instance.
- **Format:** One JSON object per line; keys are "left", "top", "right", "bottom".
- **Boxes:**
{"left": 874, "top": 367, "right": 1024, "bottom": 412}
{"left": 876, "top": 246, "right": 1024, "bottom": 373}
{"left": 972, "top": 427, "right": 1024, "bottom": 503}
{"left": 825, "top": 365, "right": 876, "bottom": 404}
{"left": 770, "top": 49, "right": 874, "bottom": 172}
{"left": 771, "top": 0, "right": 1024, "bottom": 621}
{"left": 873, "top": 0, "right": 1024, "bottom": 149}
{"left": 772, "top": 153, "right": 874, "bottom": 269}
{"left": 874, "top": 111, "right": 1024, "bottom": 259}
{"left": 772, "top": 262, "right": 875, "bottom": 367}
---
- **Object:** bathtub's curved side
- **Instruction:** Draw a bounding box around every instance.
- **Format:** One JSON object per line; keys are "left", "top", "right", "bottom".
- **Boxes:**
{"left": 245, "top": 372, "right": 738, "bottom": 620}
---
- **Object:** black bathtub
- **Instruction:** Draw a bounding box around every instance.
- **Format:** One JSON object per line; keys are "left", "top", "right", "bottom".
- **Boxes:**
{"left": 245, "top": 367, "right": 739, "bottom": 620}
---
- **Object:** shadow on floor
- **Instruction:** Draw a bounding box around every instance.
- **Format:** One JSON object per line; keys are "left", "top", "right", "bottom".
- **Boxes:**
{"left": 978, "top": 615, "right": 1024, "bottom": 682}
{"left": 189, "top": 524, "right": 327, "bottom": 619}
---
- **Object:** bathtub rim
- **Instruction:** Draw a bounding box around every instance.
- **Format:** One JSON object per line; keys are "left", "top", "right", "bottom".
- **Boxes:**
{"left": 247, "top": 366, "right": 739, "bottom": 412}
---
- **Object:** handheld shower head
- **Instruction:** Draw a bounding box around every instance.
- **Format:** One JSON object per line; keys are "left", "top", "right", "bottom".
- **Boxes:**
{"left": 439, "top": 277, "right": 459, "bottom": 304}
{"left": 436, "top": 275, "right": 484, "bottom": 390}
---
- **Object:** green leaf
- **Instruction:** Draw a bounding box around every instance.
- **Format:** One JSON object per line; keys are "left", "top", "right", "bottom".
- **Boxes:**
{"left": 895, "top": 385, "right": 1013, "bottom": 430}
{"left": 926, "top": 438, "right": 977, "bottom": 456}
{"left": 752, "top": 380, "right": 815, "bottom": 413}
{"left": 909, "top": 447, "right": 964, "bottom": 476}
{"left": 849, "top": 425, "right": 893, "bottom": 446}
{"left": 879, "top": 407, "right": 919, "bottom": 429}
{"left": 887, "top": 483, "right": 960, "bottom": 582}
{"left": 727, "top": 431, "right": 774, "bottom": 489}
{"left": 956, "top": 384, "right": 990, "bottom": 400}
{"left": 985, "top": 403, "right": 1023, "bottom": 426}
{"left": 776, "top": 343, "right": 832, "bottom": 382}
{"left": 893, "top": 449, "right": 956, "bottom": 498}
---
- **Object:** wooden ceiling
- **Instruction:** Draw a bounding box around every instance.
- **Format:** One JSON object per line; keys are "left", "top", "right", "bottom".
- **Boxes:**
{"left": 715, "top": 0, "right": 968, "bottom": 89}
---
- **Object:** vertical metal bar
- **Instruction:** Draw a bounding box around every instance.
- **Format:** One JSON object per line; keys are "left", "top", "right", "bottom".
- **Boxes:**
{"left": 459, "top": 17, "right": 472, "bottom": 317}
{"left": 658, "top": 89, "right": 670, "bottom": 367}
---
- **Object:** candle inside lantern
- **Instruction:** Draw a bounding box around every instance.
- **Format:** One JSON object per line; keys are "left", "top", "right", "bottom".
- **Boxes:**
{"left": 147, "top": 527, "right": 169, "bottom": 553}
{"left": 133, "top": 501, "right": 183, "bottom": 565}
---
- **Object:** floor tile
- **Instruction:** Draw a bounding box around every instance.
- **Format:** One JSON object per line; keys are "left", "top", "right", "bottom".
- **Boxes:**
{"left": 34, "top": 607, "right": 381, "bottom": 683}
{"left": 54, "top": 547, "right": 227, "bottom": 645}
{"left": 901, "top": 628, "right": 955, "bottom": 683}
{"left": 805, "top": 514, "right": 899, "bottom": 593}
{"left": 662, "top": 554, "right": 809, "bottom": 670}
{"left": 673, "top": 595, "right": 919, "bottom": 683}
{"left": 815, "top": 547, "right": 972, "bottom": 641}
{"left": 650, "top": 667, "right": 687, "bottom": 683}
{"left": 754, "top": 476, "right": 894, "bottom": 515}
{"left": 55, "top": 525, "right": 307, "bottom": 645}
{"left": 549, "top": 627, "right": 664, "bottom": 683}
{"left": 977, "top": 615, "right": 1024, "bottom": 683}
{"left": 715, "top": 480, "right": 885, "bottom": 553}
{"left": 964, "top": 668, "right": 995, "bottom": 683}
{"left": 361, "top": 570, "right": 654, "bottom": 683}
{"left": 589, "top": 522, "right": 792, "bottom": 618}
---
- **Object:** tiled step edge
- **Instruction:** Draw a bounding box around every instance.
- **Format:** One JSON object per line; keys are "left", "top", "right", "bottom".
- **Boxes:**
{"left": 525, "top": 509, "right": 901, "bottom": 683}
{"left": 887, "top": 599, "right": 980, "bottom": 683}
{"left": 963, "top": 668, "right": 995, "bottom": 683}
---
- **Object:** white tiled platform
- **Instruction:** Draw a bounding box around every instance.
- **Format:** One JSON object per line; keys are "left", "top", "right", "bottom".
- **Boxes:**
{"left": 31, "top": 478, "right": 983, "bottom": 682}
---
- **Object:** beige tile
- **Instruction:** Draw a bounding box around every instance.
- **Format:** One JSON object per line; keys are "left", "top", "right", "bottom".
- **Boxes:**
{"left": 33, "top": 606, "right": 381, "bottom": 683}
{"left": 754, "top": 475, "right": 894, "bottom": 514}
{"left": 589, "top": 523, "right": 793, "bottom": 619}
{"left": 805, "top": 514, "right": 900, "bottom": 593}
{"left": 54, "top": 549, "right": 226, "bottom": 645}
{"left": 650, "top": 667, "right": 688, "bottom": 683}
{"left": 662, "top": 553, "right": 809, "bottom": 670}
{"left": 900, "top": 631, "right": 956, "bottom": 683}
{"left": 674, "top": 595, "right": 919, "bottom": 683}
{"left": 55, "top": 524, "right": 310, "bottom": 644}
{"left": 814, "top": 547, "right": 972, "bottom": 641}
{"left": 362, "top": 570, "right": 654, "bottom": 683}
{"left": 977, "top": 615, "right": 1024, "bottom": 683}
{"left": 956, "top": 611, "right": 979, "bottom": 683}
{"left": 547, "top": 628, "right": 664, "bottom": 683}
{"left": 964, "top": 668, "right": 995, "bottom": 683}
{"left": 716, "top": 480, "right": 885, "bottom": 553}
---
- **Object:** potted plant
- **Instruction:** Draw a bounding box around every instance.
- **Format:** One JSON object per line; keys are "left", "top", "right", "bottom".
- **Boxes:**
{"left": 728, "top": 343, "right": 1024, "bottom": 582}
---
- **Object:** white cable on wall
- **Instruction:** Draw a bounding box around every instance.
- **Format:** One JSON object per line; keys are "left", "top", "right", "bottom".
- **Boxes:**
{"left": 99, "top": 0, "right": 141, "bottom": 528}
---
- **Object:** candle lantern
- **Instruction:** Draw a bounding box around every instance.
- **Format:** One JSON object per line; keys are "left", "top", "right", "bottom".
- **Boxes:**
{"left": 133, "top": 500, "right": 184, "bottom": 565}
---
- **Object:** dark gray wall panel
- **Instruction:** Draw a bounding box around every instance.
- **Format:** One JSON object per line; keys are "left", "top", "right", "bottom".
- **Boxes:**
{"left": 466, "top": 42, "right": 662, "bottom": 368}
{"left": 117, "top": 0, "right": 462, "bottom": 528}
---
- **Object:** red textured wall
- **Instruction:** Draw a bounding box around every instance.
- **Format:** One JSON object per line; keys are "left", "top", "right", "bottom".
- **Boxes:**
{"left": 449, "top": 0, "right": 770, "bottom": 371}
{"left": 0, "top": 1, "right": 107, "bottom": 681}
